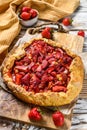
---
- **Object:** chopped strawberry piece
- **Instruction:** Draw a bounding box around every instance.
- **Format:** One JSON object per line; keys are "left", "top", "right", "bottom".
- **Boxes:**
{"left": 19, "top": 72, "right": 25, "bottom": 76}
{"left": 33, "top": 55, "right": 38, "bottom": 63}
{"left": 41, "top": 59, "right": 48, "bottom": 69}
{"left": 41, "top": 73, "right": 49, "bottom": 82}
{"left": 63, "top": 55, "right": 72, "bottom": 65}
{"left": 30, "top": 74, "right": 40, "bottom": 86}
{"left": 28, "top": 62, "right": 35, "bottom": 70}
{"left": 58, "top": 67, "right": 65, "bottom": 73}
{"left": 46, "top": 55, "right": 53, "bottom": 60}
{"left": 15, "top": 74, "right": 23, "bottom": 85}
{"left": 15, "top": 56, "right": 30, "bottom": 66}
{"left": 47, "top": 66, "right": 55, "bottom": 73}
{"left": 56, "top": 48, "right": 64, "bottom": 54}
{"left": 33, "top": 85, "right": 40, "bottom": 93}
{"left": 21, "top": 73, "right": 30, "bottom": 86}
{"left": 31, "top": 64, "right": 38, "bottom": 72}
{"left": 15, "top": 61, "right": 23, "bottom": 66}
{"left": 54, "top": 81, "right": 63, "bottom": 86}
{"left": 36, "top": 72, "right": 42, "bottom": 78}
{"left": 61, "top": 73, "right": 67, "bottom": 82}
{"left": 48, "top": 76, "right": 54, "bottom": 81}
{"left": 38, "top": 56, "right": 43, "bottom": 63}
{"left": 54, "top": 51, "right": 63, "bottom": 59}
{"left": 52, "top": 86, "right": 67, "bottom": 92}
{"left": 48, "top": 58, "right": 56, "bottom": 64}
{"left": 46, "top": 46, "right": 54, "bottom": 53}
{"left": 15, "top": 65, "right": 28, "bottom": 73}
{"left": 36, "top": 65, "right": 42, "bottom": 72}
{"left": 56, "top": 64, "right": 65, "bottom": 73}
{"left": 22, "top": 56, "right": 31, "bottom": 64}
{"left": 51, "top": 71, "right": 56, "bottom": 77}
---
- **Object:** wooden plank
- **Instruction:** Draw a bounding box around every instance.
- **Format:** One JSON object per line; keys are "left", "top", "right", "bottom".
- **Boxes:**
{"left": 0, "top": 89, "right": 72, "bottom": 130}
{"left": 80, "top": 78, "right": 87, "bottom": 98}
{"left": 71, "top": 98, "right": 87, "bottom": 130}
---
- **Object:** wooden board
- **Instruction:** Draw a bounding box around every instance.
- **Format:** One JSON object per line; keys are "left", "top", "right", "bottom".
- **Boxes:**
{"left": 0, "top": 88, "right": 72, "bottom": 130}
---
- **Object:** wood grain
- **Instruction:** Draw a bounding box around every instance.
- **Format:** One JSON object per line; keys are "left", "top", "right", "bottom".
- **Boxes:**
{"left": 0, "top": 89, "right": 72, "bottom": 130}
{"left": 80, "top": 73, "right": 87, "bottom": 96}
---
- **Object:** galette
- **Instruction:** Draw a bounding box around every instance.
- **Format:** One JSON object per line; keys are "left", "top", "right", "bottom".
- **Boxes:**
{"left": 2, "top": 38, "right": 84, "bottom": 106}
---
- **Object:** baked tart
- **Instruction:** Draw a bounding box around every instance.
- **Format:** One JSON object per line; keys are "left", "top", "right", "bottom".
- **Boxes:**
{"left": 2, "top": 38, "right": 84, "bottom": 106}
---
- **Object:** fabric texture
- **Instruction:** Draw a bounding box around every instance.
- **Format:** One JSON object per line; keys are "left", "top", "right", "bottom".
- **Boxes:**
{"left": 0, "top": 0, "right": 80, "bottom": 64}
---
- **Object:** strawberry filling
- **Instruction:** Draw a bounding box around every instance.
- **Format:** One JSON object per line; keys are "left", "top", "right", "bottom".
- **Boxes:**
{"left": 8, "top": 40, "right": 73, "bottom": 93}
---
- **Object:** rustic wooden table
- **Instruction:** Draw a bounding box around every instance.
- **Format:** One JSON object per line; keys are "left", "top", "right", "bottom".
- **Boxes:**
{"left": 0, "top": 0, "right": 87, "bottom": 130}
{"left": 69, "top": 0, "right": 87, "bottom": 129}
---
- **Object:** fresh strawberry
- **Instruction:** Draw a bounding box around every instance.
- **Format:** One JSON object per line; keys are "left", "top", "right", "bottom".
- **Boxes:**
{"left": 52, "top": 111, "right": 64, "bottom": 127}
{"left": 30, "top": 9, "right": 37, "bottom": 18}
{"left": 41, "top": 27, "right": 52, "bottom": 39}
{"left": 62, "top": 17, "right": 72, "bottom": 26}
{"left": 20, "top": 12, "right": 31, "bottom": 20}
{"left": 28, "top": 107, "right": 42, "bottom": 121}
{"left": 15, "top": 74, "right": 23, "bottom": 85}
{"left": 77, "top": 30, "right": 85, "bottom": 37}
{"left": 21, "top": 6, "right": 31, "bottom": 12}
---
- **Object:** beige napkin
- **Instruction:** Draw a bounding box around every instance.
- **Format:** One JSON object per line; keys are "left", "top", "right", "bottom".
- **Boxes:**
{"left": 0, "top": 0, "right": 80, "bottom": 64}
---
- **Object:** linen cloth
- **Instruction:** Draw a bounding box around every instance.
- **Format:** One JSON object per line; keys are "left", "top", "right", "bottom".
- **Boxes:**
{"left": 0, "top": 0, "right": 80, "bottom": 64}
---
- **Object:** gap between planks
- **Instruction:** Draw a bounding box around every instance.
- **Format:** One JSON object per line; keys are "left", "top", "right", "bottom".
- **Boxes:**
{"left": 79, "top": 75, "right": 87, "bottom": 98}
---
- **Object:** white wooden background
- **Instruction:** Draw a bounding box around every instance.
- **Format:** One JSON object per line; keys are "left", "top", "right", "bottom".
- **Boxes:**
{"left": 0, "top": 0, "right": 87, "bottom": 130}
{"left": 70, "top": 0, "right": 87, "bottom": 129}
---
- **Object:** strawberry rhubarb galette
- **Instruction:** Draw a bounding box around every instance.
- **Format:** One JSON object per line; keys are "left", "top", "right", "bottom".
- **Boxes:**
{"left": 2, "top": 38, "right": 84, "bottom": 106}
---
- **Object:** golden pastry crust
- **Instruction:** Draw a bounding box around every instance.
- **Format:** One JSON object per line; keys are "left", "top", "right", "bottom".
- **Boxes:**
{"left": 2, "top": 38, "right": 84, "bottom": 106}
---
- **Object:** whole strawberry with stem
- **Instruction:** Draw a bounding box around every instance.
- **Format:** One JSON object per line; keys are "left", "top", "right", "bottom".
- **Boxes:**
{"left": 28, "top": 107, "right": 42, "bottom": 121}
{"left": 77, "top": 30, "right": 85, "bottom": 37}
{"left": 52, "top": 111, "right": 64, "bottom": 127}
{"left": 62, "top": 17, "right": 73, "bottom": 26}
{"left": 41, "top": 27, "right": 53, "bottom": 39}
